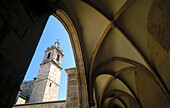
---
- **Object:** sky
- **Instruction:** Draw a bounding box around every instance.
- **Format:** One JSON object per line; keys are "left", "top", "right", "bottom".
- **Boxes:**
{"left": 23, "top": 15, "right": 76, "bottom": 100}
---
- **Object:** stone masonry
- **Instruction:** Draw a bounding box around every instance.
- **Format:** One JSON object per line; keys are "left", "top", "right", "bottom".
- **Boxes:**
{"left": 29, "top": 41, "right": 64, "bottom": 103}
{"left": 65, "top": 68, "right": 80, "bottom": 108}
{"left": 20, "top": 80, "right": 35, "bottom": 101}
{"left": 13, "top": 67, "right": 80, "bottom": 108}
{"left": 13, "top": 100, "right": 66, "bottom": 108}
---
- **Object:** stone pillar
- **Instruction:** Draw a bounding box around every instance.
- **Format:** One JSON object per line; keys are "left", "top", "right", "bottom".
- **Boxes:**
{"left": 65, "top": 68, "right": 80, "bottom": 108}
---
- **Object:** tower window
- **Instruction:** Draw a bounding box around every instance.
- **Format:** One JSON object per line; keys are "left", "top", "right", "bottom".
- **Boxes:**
{"left": 56, "top": 54, "right": 60, "bottom": 61}
{"left": 47, "top": 53, "right": 51, "bottom": 59}
{"left": 49, "top": 83, "right": 52, "bottom": 87}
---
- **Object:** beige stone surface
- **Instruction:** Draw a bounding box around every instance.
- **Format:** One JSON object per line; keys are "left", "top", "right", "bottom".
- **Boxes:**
{"left": 20, "top": 80, "right": 35, "bottom": 100}
{"left": 13, "top": 101, "right": 66, "bottom": 108}
{"left": 16, "top": 97, "right": 26, "bottom": 105}
{"left": 65, "top": 68, "right": 80, "bottom": 108}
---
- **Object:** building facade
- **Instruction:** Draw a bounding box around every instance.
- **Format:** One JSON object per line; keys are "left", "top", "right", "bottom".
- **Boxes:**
{"left": 14, "top": 41, "right": 66, "bottom": 107}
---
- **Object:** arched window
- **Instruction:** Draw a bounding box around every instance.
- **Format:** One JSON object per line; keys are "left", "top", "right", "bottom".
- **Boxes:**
{"left": 56, "top": 54, "right": 60, "bottom": 61}
{"left": 47, "top": 53, "right": 51, "bottom": 59}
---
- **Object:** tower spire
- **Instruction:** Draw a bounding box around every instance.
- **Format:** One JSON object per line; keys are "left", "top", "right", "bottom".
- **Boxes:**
{"left": 55, "top": 39, "right": 60, "bottom": 48}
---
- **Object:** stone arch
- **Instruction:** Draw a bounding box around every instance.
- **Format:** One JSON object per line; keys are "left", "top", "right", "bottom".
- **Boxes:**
{"left": 104, "top": 97, "right": 125, "bottom": 108}
{"left": 95, "top": 72, "right": 141, "bottom": 108}
{"left": 90, "top": 56, "right": 167, "bottom": 106}
{"left": 103, "top": 97, "right": 125, "bottom": 108}
{"left": 52, "top": 9, "right": 89, "bottom": 108}
{"left": 101, "top": 89, "right": 140, "bottom": 108}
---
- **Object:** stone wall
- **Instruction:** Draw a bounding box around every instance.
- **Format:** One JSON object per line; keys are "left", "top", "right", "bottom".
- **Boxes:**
{"left": 43, "top": 79, "right": 59, "bottom": 102}
{"left": 29, "top": 79, "right": 48, "bottom": 103}
{"left": 0, "top": 0, "right": 50, "bottom": 107}
{"left": 13, "top": 100, "right": 66, "bottom": 108}
{"left": 29, "top": 60, "right": 61, "bottom": 102}
{"left": 14, "top": 67, "right": 80, "bottom": 108}
{"left": 65, "top": 68, "right": 80, "bottom": 108}
{"left": 16, "top": 97, "right": 26, "bottom": 105}
{"left": 20, "top": 80, "right": 35, "bottom": 100}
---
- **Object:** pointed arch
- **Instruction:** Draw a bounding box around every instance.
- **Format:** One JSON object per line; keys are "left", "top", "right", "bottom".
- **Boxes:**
{"left": 101, "top": 89, "right": 140, "bottom": 108}
{"left": 90, "top": 56, "right": 167, "bottom": 107}
{"left": 95, "top": 70, "right": 141, "bottom": 108}
{"left": 53, "top": 9, "right": 89, "bottom": 108}
{"left": 104, "top": 97, "right": 125, "bottom": 108}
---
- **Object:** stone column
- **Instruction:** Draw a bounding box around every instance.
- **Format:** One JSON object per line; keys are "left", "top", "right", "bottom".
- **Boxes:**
{"left": 65, "top": 68, "right": 80, "bottom": 108}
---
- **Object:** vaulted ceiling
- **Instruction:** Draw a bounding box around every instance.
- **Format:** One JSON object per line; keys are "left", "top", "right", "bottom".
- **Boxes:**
{"left": 0, "top": 0, "right": 169, "bottom": 107}
{"left": 53, "top": 0, "right": 170, "bottom": 107}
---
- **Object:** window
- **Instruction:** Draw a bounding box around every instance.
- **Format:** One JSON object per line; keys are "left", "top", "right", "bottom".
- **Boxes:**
{"left": 49, "top": 83, "right": 52, "bottom": 87}
{"left": 47, "top": 53, "right": 51, "bottom": 59}
{"left": 56, "top": 54, "right": 60, "bottom": 61}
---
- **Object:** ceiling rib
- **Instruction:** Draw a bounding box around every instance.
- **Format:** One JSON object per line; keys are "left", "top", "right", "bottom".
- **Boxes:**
{"left": 81, "top": 0, "right": 142, "bottom": 82}
{"left": 81, "top": 0, "right": 111, "bottom": 21}
{"left": 92, "top": 57, "right": 167, "bottom": 102}
{"left": 81, "top": 0, "right": 153, "bottom": 92}
{"left": 102, "top": 97, "right": 125, "bottom": 108}
{"left": 117, "top": 76, "right": 142, "bottom": 107}
{"left": 115, "top": 26, "right": 169, "bottom": 94}
{"left": 97, "top": 71, "right": 138, "bottom": 108}
{"left": 89, "top": 22, "right": 114, "bottom": 74}
{"left": 114, "top": 0, "right": 134, "bottom": 20}
{"left": 92, "top": 57, "right": 150, "bottom": 73}
{"left": 89, "top": 22, "right": 114, "bottom": 83}
{"left": 88, "top": 22, "right": 114, "bottom": 105}
{"left": 99, "top": 76, "right": 114, "bottom": 108}
{"left": 101, "top": 89, "right": 140, "bottom": 108}
{"left": 105, "top": 97, "right": 116, "bottom": 108}
{"left": 115, "top": 26, "right": 153, "bottom": 71}
{"left": 71, "top": 0, "right": 169, "bottom": 107}
{"left": 117, "top": 97, "right": 128, "bottom": 108}
{"left": 106, "top": 99, "right": 125, "bottom": 108}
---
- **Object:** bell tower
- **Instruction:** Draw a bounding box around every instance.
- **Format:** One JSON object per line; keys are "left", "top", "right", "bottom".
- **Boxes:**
{"left": 29, "top": 41, "right": 64, "bottom": 102}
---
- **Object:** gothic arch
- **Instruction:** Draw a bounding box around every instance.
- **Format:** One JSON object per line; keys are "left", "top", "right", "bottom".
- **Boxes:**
{"left": 101, "top": 89, "right": 140, "bottom": 108}
{"left": 104, "top": 97, "right": 125, "bottom": 108}
{"left": 90, "top": 56, "right": 167, "bottom": 106}
{"left": 95, "top": 72, "right": 141, "bottom": 108}
{"left": 53, "top": 9, "right": 89, "bottom": 108}
{"left": 92, "top": 66, "right": 165, "bottom": 95}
